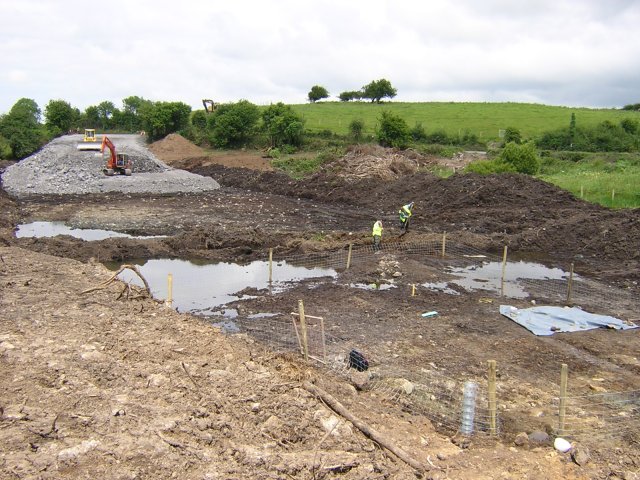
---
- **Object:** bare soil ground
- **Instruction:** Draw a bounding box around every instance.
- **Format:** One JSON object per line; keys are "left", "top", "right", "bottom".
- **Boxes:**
{"left": 1, "top": 135, "right": 639, "bottom": 479}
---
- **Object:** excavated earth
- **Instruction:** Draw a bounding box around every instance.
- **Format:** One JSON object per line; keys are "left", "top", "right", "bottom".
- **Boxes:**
{"left": 1, "top": 135, "right": 639, "bottom": 479}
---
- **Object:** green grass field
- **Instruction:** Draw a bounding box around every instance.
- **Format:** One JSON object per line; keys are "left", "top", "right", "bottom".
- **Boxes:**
{"left": 290, "top": 102, "right": 639, "bottom": 141}
{"left": 538, "top": 153, "right": 640, "bottom": 209}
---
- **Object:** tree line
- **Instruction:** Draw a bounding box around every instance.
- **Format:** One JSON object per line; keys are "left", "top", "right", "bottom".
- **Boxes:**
{"left": 308, "top": 79, "right": 397, "bottom": 103}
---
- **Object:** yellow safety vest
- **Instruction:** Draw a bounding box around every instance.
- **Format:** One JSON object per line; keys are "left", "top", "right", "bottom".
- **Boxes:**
{"left": 372, "top": 221, "right": 383, "bottom": 237}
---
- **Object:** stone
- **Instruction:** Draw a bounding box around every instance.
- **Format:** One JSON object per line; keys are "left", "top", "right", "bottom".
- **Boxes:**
{"left": 514, "top": 432, "right": 529, "bottom": 446}
{"left": 571, "top": 445, "right": 590, "bottom": 466}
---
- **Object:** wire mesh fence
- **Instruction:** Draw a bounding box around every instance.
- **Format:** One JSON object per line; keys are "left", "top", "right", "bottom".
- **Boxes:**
{"left": 552, "top": 390, "right": 640, "bottom": 445}
{"left": 229, "top": 237, "right": 639, "bottom": 443}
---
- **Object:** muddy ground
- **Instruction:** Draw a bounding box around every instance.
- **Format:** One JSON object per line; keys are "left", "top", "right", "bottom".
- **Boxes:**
{"left": 1, "top": 137, "right": 639, "bottom": 479}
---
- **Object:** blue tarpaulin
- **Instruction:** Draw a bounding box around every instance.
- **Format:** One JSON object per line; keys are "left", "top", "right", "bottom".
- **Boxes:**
{"left": 499, "top": 305, "right": 638, "bottom": 336}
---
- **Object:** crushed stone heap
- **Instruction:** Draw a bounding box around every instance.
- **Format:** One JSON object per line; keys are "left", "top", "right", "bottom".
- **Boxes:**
{"left": 1, "top": 134, "right": 220, "bottom": 197}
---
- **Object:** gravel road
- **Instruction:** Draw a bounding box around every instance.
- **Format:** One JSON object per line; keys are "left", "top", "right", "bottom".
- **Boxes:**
{"left": 1, "top": 134, "right": 220, "bottom": 197}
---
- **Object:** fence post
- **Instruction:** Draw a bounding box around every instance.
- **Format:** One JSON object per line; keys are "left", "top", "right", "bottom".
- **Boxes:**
{"left": 580, "top": 185, "right": 584, "bottom": 199}
{"left": 166, "top": 273, "right": 173, "bottom": 308}
{"left": 298, "top": 299, "right": 309, "bottom": 361}
{"left": 488, "top": 360, "right": 497, "bottom": 436}
{"left": 268, "top": 248, "right": 273, "bottom": 283}
{"left": 411, "top": 284, "right": 416, "bottom": 297}
{"left": 346, "top": 243, "right": 353, "bottom": 270}
{"left": 566, "top": 263, "right": 574, "bottom": 305}
{"left": 500, "top": 246, "right": 508, "bottom": 296}
{"left": 441, "top": 232, "right": 447, "bottom": 258}
{"left": 559, "top": 363, "right": 568, "bottom": 436}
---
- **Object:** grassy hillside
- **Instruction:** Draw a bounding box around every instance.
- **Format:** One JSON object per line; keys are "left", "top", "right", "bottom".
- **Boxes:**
{"left": 290, "top": 102, "right": 638, "bottom": 141}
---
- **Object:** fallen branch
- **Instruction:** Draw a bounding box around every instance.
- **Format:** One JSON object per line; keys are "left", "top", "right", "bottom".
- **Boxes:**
{"left": 302, "top": 381, "right": 428, "bottom": 474}
{"left": 81, "top": 264, "right": 152, "bottom": 297}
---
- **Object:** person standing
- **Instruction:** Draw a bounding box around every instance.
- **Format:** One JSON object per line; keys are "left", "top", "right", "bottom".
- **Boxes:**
{"left": 399, "top": 201, "right": 414, "bottom": 234}
{"left": 372, "top": 220, "right": 383, "bottom": 253}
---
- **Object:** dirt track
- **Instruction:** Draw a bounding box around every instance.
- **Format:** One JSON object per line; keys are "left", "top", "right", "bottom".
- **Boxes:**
{"left": 1, "top": 136, "right": 639, "bottom": 479}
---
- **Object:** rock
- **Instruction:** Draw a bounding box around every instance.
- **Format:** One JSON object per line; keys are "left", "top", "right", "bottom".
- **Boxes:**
{"left": 571, "top": 445, "right": 590, "bottom": 466}
{"left": 553, "top": 437, "right": 572, "bottom": 453}
{"left": 529, "top": 430, "right": 550, "bottom": 444}
{"left": 514, "top": 432, "right": 529, "bottom": 446}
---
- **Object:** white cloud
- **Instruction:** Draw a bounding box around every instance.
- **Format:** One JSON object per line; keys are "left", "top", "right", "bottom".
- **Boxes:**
{"left": 1, "top": 0, "right": 639, "bottom": 113}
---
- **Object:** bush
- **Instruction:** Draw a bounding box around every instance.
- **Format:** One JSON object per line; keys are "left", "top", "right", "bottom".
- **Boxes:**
{"left": 503, "top": 126, "right": 521, "bottom": 144}
{"left": 376, "top": 111, "right": 410, "bottom": 148}
{"left": 262, "top": 102, "right": 305, "bottom": 147}
{"left": 464, "top": 159, "right": 516, "bottom": 174}
{"left": 207, "top": 100, "right": 260, "bottom": 148}
{"left": 500, "top": 141, "right": 540, "bottom": 174}
{"left": 410, "top": 122, "right": 427, "bottom": 141}
{"left": 349, "top": 119, "right": 365, "bottom": 141}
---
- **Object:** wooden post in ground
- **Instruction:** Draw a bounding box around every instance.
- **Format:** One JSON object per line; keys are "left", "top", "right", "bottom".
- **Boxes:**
{"left": 166, "top": 273, "right": 173, "bottom": 308}
{"left": 559, "top": 363, "right": 568, "bottom": 436}
{"left": 441, "top": 232, "right": 447, "bottom": 258}
{"left": 320, "top": 316, "right": 327, "bottom": 361}
{"left": 566, "top": 263, "right": 574, "bottom": 305}
{"left": 298, "top": 299, "right": 309, "bottom": 361}
{"left": 488, "top": 360, "right": 497, "bottom": 436}
{"left": 612, "top": 189, "right": 615, "bottom": 202}
{"left": 268, "top": 248, "right": 273, "bottom": 283}
{"left": 346, "top": 243, "right": 353, "bottom": 270}
{"left": 580, "top": 185, "right": 584, "bottom": 199}
{"left": 411, "top": 284, "right": 416, "bottom": 297}
{"left": 500, "top": 246, "right": 508, "bottom": 297}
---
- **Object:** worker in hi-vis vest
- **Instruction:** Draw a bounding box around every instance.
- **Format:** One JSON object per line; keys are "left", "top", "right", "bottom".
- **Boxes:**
{"left": 398, "top": 201, "right": 414, "bottom": 234}
{"left": 372, "top": 220, "right": 383, "bottom": 253}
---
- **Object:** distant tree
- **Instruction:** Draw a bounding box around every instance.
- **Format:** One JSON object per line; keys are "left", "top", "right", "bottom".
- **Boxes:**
{"left": 191, "top": 110, "right": 207, "bottom": 131}
{"left": 96, "top": 101, "right": 117, "bottom": 130}
{"left": 569, "top": 113, "right": 576, "bottom": 147}
{"left": 141, "top": 101, "right": 192, "bottom": 141}
{"left": 339, "top": 90, "right": 363, "bottom": 102}
{"left": 500, "top": 141, "right": 540, "bottom": 174}
{"left": 0, "top": 135, "right": 11, "bottom": 159}
{"left": 622, "top": 103, "right": 640, "bottom": 111}
{"left": 503, "top": 126, "right": 521, "bottom": 145}
{"left": 0, "top": 98, "right": 45, "bottom": 159}
{"left": 120, "top": 96, "right": 150, "bottom": 132}
{"left": 376, "top": 111, "right": 410, "bottom": 148}
{"left": 348, "top": 119, "right": 365, "bottom": 141}
{"left": 44, "top": 99, "right": 78, "bottom": 136}
{"left": 80, "top": 106, "right": 99, "bottom": 129}
{"left": 308, "top": 85, "right": 329, "bottom": 103}
{"left": 361, "top": 79, "right": 397, "bottom": 103}
{"left": 207, "top": 99, "right": 260, "bottom": 148}
{"left": 261, "top": 102, "right": 305, "bottom": 148}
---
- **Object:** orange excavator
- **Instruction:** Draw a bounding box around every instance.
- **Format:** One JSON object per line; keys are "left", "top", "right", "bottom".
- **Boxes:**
{"left": 101, "top": 136, "right": 132, "bottom": 176}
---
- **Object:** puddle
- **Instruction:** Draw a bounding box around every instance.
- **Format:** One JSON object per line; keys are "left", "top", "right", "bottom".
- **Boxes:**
{"left": 15, "top": 221, "right": 163, "bottom": 241}
{"left": 421, "top": 281, "right": 461, "bottom": 295}
{"left": 109, "top": 258, "right": 336, "bottom": 315}
{"left": 350, "top": 282, "right": 396, "bottom": 291}
{"left": 447, "top": 260, "right": 577, "bottom": 299}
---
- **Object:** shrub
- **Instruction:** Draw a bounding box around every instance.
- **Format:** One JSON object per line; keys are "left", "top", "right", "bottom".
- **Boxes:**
{"left": 500, "top": 141, "right": 540, "bottom": 174}
{"left": 410, "top": 122, "right": 427, "bottom": 141}
{"left": 349, "top": 119, "right": 365, "bottom": 141}
{"left": 464, "top": 159, "right": 516, "bottom": 174}
{"left": 376, "top": 111, "right": 410, "bottom": 148}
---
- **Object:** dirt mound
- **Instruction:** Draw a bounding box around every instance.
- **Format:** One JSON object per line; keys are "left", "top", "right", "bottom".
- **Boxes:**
{"left": 148, "top": 133, "right": 206, "bottom": 163}
{"left": 325, "top": 145, "right": 420, "bottom": 182}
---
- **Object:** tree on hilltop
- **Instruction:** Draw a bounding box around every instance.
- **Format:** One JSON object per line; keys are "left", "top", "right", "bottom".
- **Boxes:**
{"left": 362, "top": 79, "right": 397, "bottom": 103}
{"left": 308, "top": 85, "right": 329, "bottom": 103}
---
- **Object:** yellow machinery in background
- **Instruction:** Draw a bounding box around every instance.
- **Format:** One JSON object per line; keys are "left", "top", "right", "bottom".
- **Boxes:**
{"left": 77, "top": 129, "right": 102, "bottom": 151}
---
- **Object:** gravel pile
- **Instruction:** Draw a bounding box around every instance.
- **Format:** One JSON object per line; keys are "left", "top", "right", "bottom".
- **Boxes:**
{"left": 1, "top": 134, "right": 220, "bottom": 197}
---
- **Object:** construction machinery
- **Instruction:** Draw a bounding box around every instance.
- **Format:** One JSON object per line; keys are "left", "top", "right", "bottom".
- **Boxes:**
{"left": 76, "top": 128, "right": 102, "bottom": 151}
{"left": 202, "top": 99, "right": 219, "bottom": 114}
{"left": 101, "top": 136, "right": 132, "bottom": 176}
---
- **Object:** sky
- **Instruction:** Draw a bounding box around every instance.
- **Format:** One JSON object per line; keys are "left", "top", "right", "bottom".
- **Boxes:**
{"left": 1, "top": 0, "right": 639, "bottom": 115}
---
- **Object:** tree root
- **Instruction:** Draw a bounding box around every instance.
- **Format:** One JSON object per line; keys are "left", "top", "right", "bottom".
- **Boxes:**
{"left": 81, "top": 264, "right": 153, "bottom": 299}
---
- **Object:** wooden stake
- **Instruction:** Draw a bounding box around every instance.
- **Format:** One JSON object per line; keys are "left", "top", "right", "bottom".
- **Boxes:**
{"left": 500, "top": 246, "right": 508, "bottom": 297}
{"left": 441, "top": 232, "right": 447, "bottom": 258}
{"left": 559, "top": 363, "right": 568, "bottom": 436}
{"left": 167, "top": 273, "right": 173, "bottom": 308}
{"left": 488, "top": 360, "right": 497, "bottom": 436}
{"left": 612, "top": 189, "right": 615, "bottom": 201}
{"left": 320, "top": 316, "right": 327, "bottom": 361}
{"left": 566, "top": 262, "right": 574, "bottom": 305}
{"left": 411, "top": 284, "right": 416, "bottom": 297}
{"left": 580, "top": 185, "right": 584, "bottom": 199}
{"left": 298, "top": 300, "right": 309, "bottom": 361}
{"left": 346, "top": 243, "right": 353, "bottom": 270}
{"left": 268, "top": 248, "right": 273, "bottom": 283}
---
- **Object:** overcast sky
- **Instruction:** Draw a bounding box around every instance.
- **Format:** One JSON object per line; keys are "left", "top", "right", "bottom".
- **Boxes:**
{"left": 1, "top": 0, "right": 639, "bottom": 114}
